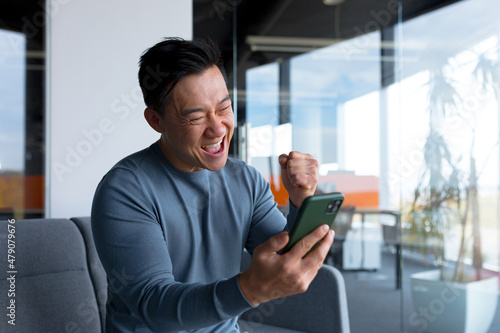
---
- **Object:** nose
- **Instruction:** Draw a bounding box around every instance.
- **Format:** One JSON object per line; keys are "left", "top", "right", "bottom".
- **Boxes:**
{"left": 205, "top": 114, "right": 226, "bottom": 138}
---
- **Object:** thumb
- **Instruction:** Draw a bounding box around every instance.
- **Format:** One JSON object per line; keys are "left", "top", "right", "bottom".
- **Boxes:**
{"left": 260, "top": 232, "right": 289, "bottom": 253}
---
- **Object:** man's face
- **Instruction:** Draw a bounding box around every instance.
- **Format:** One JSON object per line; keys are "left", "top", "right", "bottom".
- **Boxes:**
{"left": 157, "top": 65, "right": 234, "bottom": 172}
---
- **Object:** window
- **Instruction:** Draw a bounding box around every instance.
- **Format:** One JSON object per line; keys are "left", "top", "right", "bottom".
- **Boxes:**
{"left": 0, "top": 2, "right": 45, "bottom": 219}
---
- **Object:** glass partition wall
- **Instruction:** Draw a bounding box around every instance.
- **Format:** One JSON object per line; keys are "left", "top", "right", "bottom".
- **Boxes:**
{"left": 399, "top": 1, "right": 500, "bottom": 332}
{"left": 0, "top": 1, "right": 45, "bottom": 220}
{"left": 195, "top": 0, "right": 500, "bottom": 331}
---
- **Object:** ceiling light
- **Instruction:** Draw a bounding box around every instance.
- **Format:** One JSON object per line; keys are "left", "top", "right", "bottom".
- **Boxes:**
{"left": 323, "top": 0, "right": 345, "bottom": 6}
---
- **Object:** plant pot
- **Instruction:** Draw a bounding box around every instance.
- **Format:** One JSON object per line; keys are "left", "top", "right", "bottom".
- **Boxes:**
{"left": 410, "top": 269, "right": 499, "bottom": 333}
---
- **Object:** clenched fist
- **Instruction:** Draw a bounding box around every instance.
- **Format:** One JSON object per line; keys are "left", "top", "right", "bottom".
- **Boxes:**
{"left": 279, "top": 151, "right": 319, "bottom": 208}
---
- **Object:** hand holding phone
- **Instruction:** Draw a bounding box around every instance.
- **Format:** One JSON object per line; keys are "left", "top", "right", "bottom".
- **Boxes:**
{"left": 281, "top": 192, "right": 344, "bottom": 254}
{"left": 239, "top": 212, "right": 334, "bottom": 306}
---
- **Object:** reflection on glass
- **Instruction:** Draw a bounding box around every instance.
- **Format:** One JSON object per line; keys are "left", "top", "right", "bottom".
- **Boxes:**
{"left": 400, "top": 0, "right": 500, "bottom": 332}
{"left": 0, "top": 30, "right": 25, "bottom": 220}
{"left": 243, "top": 0, "right": 499, "bottom": 331}
{"left": 290, "top": 34, "right": 382, "bottom": 210}
{"left": 246, "top": 63, "right": 291, "bottom": 206}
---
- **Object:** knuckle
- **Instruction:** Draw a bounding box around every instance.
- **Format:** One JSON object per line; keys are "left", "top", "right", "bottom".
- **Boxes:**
{"left": 281, "top": 263, "right": 294, "bottom": 276}
{"left": 319, "top": 242, "right": 331, "bottom": 256}
{"left": 253, "top": 246, "right": 267, "bottom": 259}
{"left": 300, "top": 237, "right": 314, "bottom": 251}
{"left": 312, "top": 173, "right": 318, "bottom": 182}
{"left": 282, "top": 270, "right": 297, "bottom": 285}
{"left": 270, "top": 236, "right": 280, "bottom": 248}
{"left": 312, "top": 227, "right": 323, "bottom": 237}
{"left": 314, "top": 259, "right": 324, "bottom": 271}
{"left": 308, "top": 252, "right": 323, "bottom": 268}
{"left": 294, "top": 174, "right": 306, "bottom": 184}
{"left": 287, "top": 159, "right": 298, "bottom": 168}
{"left": 298, "top": 281, "right": 308, "bottom": 293}
{"left": 290, "top": 274, "right": 302, "bottom": 287}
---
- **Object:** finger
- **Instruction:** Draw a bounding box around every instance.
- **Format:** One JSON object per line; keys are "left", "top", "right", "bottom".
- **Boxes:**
{"left": 290, "top": 231, "right": 333, "bottom": 289}
{"left": 303, "top": 229, "right": 334, "bottom": 263}
{"left": 279, "top": 154, "right": 289, "bottom": 169}
{"left": 286, "top": 158, "right": 319, "bottom": 171}
{"left": 257, "top": 232, "right": 289, "bottom": 254}
{"left": 288, "top": 151, "right": 314, "bottom": 160}
{"left": 287, "top": 224, "right": 330, "bottom": 258}
{"left": 288, "top": 172, "right": 317, "bottom": 189}
{"left": 287, "top": 166, "right": 318, "bottom": 188}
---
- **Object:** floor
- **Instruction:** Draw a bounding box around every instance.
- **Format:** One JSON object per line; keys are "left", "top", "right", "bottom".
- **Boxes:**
{"left": 337, "top": 247, "right": 500, "bottom": 333}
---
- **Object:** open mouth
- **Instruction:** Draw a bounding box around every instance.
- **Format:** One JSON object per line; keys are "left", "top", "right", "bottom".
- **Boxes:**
{"left": 201, "top": 137, "right": 224, "bottom": 155}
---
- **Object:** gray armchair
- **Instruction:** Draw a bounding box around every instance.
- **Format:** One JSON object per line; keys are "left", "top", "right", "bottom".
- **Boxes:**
{"left": 326, "top": 206, "right": 355, "bottom": 268}
{"left": 0, "top": 218, "right": 349, "bottom": 333}
{"left": 239, "top": 251, "right": 350, "bottom": 333}
{"left": 0, "top": 218, "right": 105, "bottom": 333}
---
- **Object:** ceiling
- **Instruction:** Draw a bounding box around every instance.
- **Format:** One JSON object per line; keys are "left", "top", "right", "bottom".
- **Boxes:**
{"left": 194, "top": 0, "right": 459, "bottom": 81}
{"left": 0, "top": 0, "right": 460, "bottom": 65}
{"left": 0, "top": 0, "right": 45, "bottom": 49}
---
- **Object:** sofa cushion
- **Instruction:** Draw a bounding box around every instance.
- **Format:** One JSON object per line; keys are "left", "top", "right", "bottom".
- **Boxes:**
{"left": 0, "top": 219, "right": 101, "bottom": 333}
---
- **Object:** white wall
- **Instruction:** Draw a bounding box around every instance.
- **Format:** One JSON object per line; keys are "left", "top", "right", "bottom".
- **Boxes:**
{"left": 47, "top": 0, "right": 192, "bottom": 218}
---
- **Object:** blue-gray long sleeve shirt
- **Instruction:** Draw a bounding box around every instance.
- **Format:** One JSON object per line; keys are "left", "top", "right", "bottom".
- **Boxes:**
{"left": 91, "top": 143, "right": 298, "bottom": 332}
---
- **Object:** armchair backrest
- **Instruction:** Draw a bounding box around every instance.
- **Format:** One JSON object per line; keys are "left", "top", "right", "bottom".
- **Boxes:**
{"left": 0, "top": 218, "right": 104, "bottom": 333}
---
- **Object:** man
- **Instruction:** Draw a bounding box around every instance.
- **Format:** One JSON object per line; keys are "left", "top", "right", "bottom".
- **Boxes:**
{"left": 91, "top": 37, "right": 334, "bottom": 333}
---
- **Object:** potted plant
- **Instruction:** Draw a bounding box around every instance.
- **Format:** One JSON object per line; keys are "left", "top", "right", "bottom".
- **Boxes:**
{"left": 407, "top": 56, "right": 499, "bottom": 333}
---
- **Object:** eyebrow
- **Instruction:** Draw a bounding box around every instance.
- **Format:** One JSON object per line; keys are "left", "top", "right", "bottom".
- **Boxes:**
{"left": 180, "top": 95, "right": 231, "bottom": 117}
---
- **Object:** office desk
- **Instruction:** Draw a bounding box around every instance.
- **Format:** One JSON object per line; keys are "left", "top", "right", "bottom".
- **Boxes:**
{"left": 353, "top": 209, "right": 402, "bottom": 290}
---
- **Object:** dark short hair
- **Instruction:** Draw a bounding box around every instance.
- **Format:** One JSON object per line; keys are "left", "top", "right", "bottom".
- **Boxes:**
{"left": 138, "top": 37, "right": 226, "bottom": 113}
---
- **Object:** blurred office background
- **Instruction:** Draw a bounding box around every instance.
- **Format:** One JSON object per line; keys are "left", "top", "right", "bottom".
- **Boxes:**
{"left": 1, "top": 0, "right": 499, "bottom": 332}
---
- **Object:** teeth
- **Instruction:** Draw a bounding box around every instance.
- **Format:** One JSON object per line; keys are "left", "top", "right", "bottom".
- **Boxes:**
{"left": 202, "top": 139, "right": 223, "bottom": 148}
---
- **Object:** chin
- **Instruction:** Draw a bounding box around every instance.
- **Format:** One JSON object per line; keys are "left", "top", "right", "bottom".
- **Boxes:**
{"left": 204, "top": 157, "right": 228, "bottom": 171}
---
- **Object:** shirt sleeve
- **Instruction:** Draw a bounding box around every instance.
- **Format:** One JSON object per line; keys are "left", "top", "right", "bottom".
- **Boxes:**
{"left": 243, "top": 167, "right": 299, "bottom": 254}
{"left": 91, "top": 168, "right": 253, "bottom": 332}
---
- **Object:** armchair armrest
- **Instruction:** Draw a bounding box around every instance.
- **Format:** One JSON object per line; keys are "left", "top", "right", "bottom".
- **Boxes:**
{"left": 239, "top": 264, "right": 350, "bottom": 333}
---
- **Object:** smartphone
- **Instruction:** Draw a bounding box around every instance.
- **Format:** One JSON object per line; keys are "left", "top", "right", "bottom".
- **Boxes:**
{"left": 281, "top": 192, "right": 344, "bottom": 254}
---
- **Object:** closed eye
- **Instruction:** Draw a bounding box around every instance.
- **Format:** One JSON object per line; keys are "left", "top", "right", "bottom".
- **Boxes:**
{"left": 219, "top": 105, "right": 232, "bottom": 113}
{"left": 190, "top": 117, "right": 204, "bottom": 123}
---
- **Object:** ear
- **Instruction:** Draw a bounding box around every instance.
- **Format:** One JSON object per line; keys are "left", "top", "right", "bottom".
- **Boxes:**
{"left": 144, "top": 107, "right": 164, "bottom": 133}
